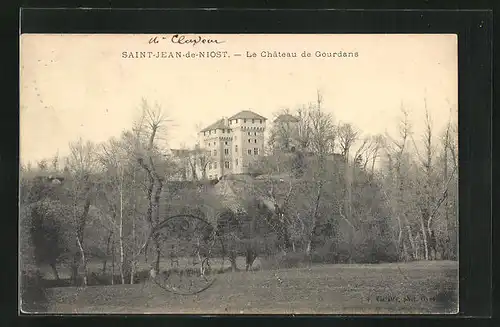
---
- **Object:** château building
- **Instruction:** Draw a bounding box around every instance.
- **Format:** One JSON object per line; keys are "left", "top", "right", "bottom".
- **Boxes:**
{"left": 272, "top": 113, "right": 300, "bottom": 152}
{"left": 200, "top": 110, "right": 267, "bottom": 179}
{"left": 171, "top": 110, "right": 268, "bottom": 180}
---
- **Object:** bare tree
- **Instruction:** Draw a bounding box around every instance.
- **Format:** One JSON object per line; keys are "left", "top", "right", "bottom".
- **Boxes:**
{"left": 37, "top": 159, "right": 48, "bottom": 172}
{"left": 440, "top": 108, "right": 458, "bottom": 257}
{"left": 97, "top": 138, "right": 131, "bottom": 284}
{"left": 384, "top": 105, "right": 418, "bottom": 261}
{"left": 65, "top": 138, "right": 98, "bottom": 286}
{"left": 304, "top": 91, "right": 335, "bottom": 257}
{"left": 415, "top": 103, "right": 434, "bottom": 260}
{"left": 134, "top": 98, "right": 172, "bottom": 273}
{"left": 51, "top": 152, "right": 60, "bottom": 172}
{"left": 295, "top": 105, "right": 312, "bottom": 151}
{"left": 337, "top": 123, "right": 359, "bottom": 159}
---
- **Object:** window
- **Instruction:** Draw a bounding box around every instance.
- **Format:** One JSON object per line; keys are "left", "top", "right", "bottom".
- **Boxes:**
{"left": 248, "top": 139, "right": 251, "bottom": 143}
{"left": 222, "top": 129, "right": 225, "bottom": 133}
{"left": 204, "top": 132, "right": 206, "bottom": 136}
{"left": 254, "top": 148, "right": 259, "bottom": 155}
{"left": 224, "top": 149, "right": 229, "bottom": 155}
{"left": 208, "top": 142, "right": 211, "bottom": 146}
{"left": 254, "top": 132, "right": 257, "bottom": 136}
{"left": 252, "top": 119, "right": 255, "bottom": 123}
{"left": 213, "top": 150, "right": 217, "bottom": 156}
{"left": 224, "top": 161, "right": 230, "bottom": 169}
{"left": 248, "top": 132, "right": 251, "bottom": 136}
{"left": 248, "top": 149, "right": 252, "bottom": 155}
{"left": 214, "top": 162, "right": 217, "bottom": 169}
{"left": 235, "top": 145, "right": 238, "bottom": 153}
{"left": 208, "top": 163, "right": 212, "bottom": 170}
{"left": 236, "top": 159, "right": 239, "bottom": 166}
{"left": 254, "top": 139, "right": 257, "bottom": 143}
{"left": 236, "top": 119, "right": 238, "bottom": 123}
{"left": 259, "top": 119, "right": 262, "bottom": 123}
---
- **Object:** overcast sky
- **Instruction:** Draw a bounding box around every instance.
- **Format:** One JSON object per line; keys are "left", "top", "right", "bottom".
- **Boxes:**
{"left": 20, "top": 34, "right": 457, "bottom": 165}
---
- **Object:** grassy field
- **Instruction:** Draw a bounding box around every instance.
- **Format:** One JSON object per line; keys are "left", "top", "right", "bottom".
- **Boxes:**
{"left": 29, "top": 260, "right": 458, "bottom": 314}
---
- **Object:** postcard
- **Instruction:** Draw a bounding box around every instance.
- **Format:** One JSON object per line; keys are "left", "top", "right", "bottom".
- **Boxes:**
{"left": 19, "top": 33, "right": 458, "bottom": 314}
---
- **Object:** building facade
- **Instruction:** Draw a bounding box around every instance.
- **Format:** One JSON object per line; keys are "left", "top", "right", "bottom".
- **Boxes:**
{"left": 272, "top": 113, "right": 300, "bottom": 152}
{"left": 198, "top": 110, "right": 267, "bottom": 179}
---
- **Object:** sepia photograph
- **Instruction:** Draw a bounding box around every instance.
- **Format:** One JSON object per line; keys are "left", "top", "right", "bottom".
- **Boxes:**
{"left": 19, "top": 34, "right": 458, "bottom": 314}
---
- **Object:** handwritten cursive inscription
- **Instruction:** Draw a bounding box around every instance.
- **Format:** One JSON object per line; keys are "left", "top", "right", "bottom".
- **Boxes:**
{"left": 148, "top": 35, "right": 226, "bottom": 46}
{"left": 171, "top": 34, "right": 225, "bottom": 46}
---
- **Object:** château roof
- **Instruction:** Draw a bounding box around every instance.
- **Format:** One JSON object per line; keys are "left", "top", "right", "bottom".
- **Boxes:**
{"left": 200, "top": 118, "right": 227, "bottom": 132}
{"left": 228, "top": 110, "right": 267, "bottom": 121}
{"left": 274, "top": 113, "right": 299, "bottom": 123}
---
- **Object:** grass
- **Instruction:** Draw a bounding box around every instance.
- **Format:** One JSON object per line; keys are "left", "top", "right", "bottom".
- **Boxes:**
{"left": 29, "top": 260, "right": 458, "bottom": 314}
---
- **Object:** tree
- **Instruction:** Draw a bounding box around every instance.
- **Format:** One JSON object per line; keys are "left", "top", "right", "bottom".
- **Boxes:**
{"left": 412, "top": 103, "right": 435, "bottom": 260}
{"left": 97, "top": 138, "right": 131, "bottom": 284}
{"left": 134, "top": 98, "right": 172, "bottom": 274}
{"left": 65, "top": 138, "right": 99, "bottom": 286}
{"left": 37, "top": 159, "right": 48, "bottom": 172}
{"left": 382, "top": 105, "right": 419, "bottom": 261}
{"left": 438, "top": 108, "right": 458, "bottom": 259}
{"left": 336, "top": 122, "right": 359, "bottom": 249}
{"left": 304, "top": 91, "right": 336, "bottom": 257}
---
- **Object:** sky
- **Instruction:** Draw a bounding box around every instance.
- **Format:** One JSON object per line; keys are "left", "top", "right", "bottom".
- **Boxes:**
{"left": 20, "top": 34, "right": 457, "bottom": 165}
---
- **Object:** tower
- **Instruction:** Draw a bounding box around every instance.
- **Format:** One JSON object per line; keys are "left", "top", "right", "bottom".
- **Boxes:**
{"left": 198, "top": 110, "right": 267, "bottom": 178}
{"left": 228, "top": 110, "right": 267, "bottom": 174}
{"left": 273, "top": 113, "right": 299, "bottom": 152}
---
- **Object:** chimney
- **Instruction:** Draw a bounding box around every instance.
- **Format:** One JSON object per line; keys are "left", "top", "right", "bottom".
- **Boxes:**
{"left": 223, "top": 116, "right": 229, "bottom": 126}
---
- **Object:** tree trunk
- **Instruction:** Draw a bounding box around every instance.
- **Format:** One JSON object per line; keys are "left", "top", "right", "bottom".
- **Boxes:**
{"left": 404, "top": 222, "right": 417, "bottom": 260}
{"left": 396, "top": 216, "right": 404, "bottom": 261}
{"left": 119, "top": 174, "right": 125, "bottom": 285}
{"left": 111, "top": 240, "right": 115, "bottom": 285}
{"left": 443, "top": 141, "right": 450, "bottom": 248}
{"left": 71, "top": 256, "right": 78, "bottom": 286}
{"left": 76, "top": 237, "right": 87, "bottom": 286}
{"left": 230, "top": 253, "right": 237, "bottom": 272}
{"left": 306, "top": 240, "right": 312, "bottom": 256}
{"left": 245, "top": 247, "right": 257, "bottom": 271}
{"left": 130, "top": 169, "right": 138, "bottom": 285}
{"left": 50, "top": 263, "right": 60, "bottom": 280}
{"left": 307, "top": 179, "right": 323, "bottom": 259}
{"left": 102, "top": 230, "right": 113, "bottom": 274}
{"left": 420, "top": 214, "right": 429, "bottom": 260}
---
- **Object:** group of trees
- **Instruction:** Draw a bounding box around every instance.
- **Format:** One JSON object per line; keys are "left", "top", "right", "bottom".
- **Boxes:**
{"left": 19, "top": 94, "right": 458, "bottom": 287}
{"left": 253, "top": 92, "right": 458, "bottom": 263}
{"left": 20, "top": 99, "right": 178, "bottom": 286}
